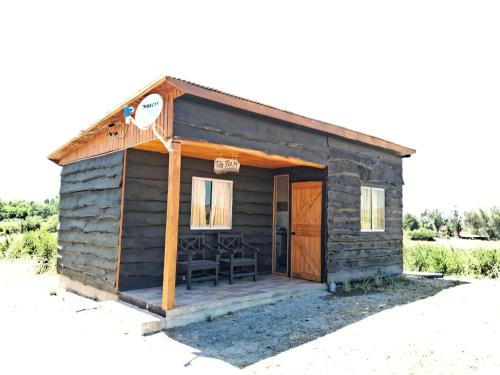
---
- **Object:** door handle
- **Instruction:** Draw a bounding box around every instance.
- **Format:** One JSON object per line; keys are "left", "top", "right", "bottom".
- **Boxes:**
{"left": 291, "top": 232, "right": 296, "bottom": 235}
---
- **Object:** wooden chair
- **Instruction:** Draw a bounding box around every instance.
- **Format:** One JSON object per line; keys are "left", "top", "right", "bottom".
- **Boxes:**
{"left": 217, "top": 233, "right": 260, "bottom": 284}
{"left": 177, "top": 234, "right": 220, "bottom": 290}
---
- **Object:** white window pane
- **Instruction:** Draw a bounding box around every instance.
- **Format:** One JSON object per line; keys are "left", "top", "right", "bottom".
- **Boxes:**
{"left": 360, "top": 187, "right": 372, "bottom": 230}
{"left": 191, "top": 177, "right": 233, "bottom": 229}
{"left": 191, "top": 178, "right": 209, "bottom": 227}
{"left": 210, "top": 180, "right": 232, "bottom": 228}
{"left": 371, "top": 189, "right": 385, "bottom": 230}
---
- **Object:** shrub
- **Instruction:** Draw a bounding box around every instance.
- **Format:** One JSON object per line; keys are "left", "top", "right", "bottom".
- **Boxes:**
{"left": 374, "top": 273, "right": 383, "bottom": 287}
{"left": 404, "top": 243, "right": 500, "bottom": 278}
{"left": 0, "top": 236, "right": 12, "bottom": 257}
{"left": 0, "top": 221, "right": 21, "bottom": 235}
{"left": 342, "top": 279, "right": 352, "bottom": 293}
{"left": 41, "top": 214, "right": 59, "bottom": 232}
{"left": 20, "top": 216, "right": 43, "bottom": 233}
{"left": 7, "top": 230, "right": 57, "bottom": 273}
{"left": 471, "top": 249, "right": 500, "bottom": 278}
{"left": 409, "top": 228, "right": 435, "bottom": 241}
{"left": 359, "top": 278, "right": 372, "bottom": 293}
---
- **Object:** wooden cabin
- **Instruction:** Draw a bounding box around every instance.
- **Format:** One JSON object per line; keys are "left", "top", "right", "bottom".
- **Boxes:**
{"left": 48, "top": 76, "right": 415, "bottom": 314}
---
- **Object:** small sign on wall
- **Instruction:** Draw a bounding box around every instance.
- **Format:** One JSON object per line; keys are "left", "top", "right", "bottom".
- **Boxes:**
{"left": 214, "top": 157, "right": 240, "bottom": 174}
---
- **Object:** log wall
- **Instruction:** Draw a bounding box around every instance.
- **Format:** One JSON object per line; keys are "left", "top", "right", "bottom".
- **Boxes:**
{"left": 56, "top": 95, "right": 407, "bottom": 294}
{"left": 57, "top": 151, "right": 124, "bottom": 293}
{"left": 326, "top": 137, "right": 404, "bottom": 282}
{"left": 174, "top": 95, "right": 405, "bottom": 283}
{"left": 118, "top": 149, "right": 273, "bottom": 291}
{"left": 119, "top": 149, "right": 168, "bottom": 290}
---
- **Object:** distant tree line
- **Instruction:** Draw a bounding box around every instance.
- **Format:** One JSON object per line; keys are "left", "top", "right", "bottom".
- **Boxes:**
{"left": 0, "top": 197, "right": 59, "bottom": 221}
{"left": 0, "top": 197, "right": 59, "bottom": 236}
{"left": 404, "top": 207, "right": 500, "bottom": 240}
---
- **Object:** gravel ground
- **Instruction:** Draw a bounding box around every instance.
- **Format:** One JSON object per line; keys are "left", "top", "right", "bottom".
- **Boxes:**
{"left": 1, "top": 259, "right": 499, "bottom": 374}
{"left": 167, "top": 277, "right": 459, "bottom": 367}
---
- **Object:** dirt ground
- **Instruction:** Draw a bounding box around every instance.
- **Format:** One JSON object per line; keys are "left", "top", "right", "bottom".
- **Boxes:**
{"left": 1, "top": 259, "right": 499, "bottom": 374}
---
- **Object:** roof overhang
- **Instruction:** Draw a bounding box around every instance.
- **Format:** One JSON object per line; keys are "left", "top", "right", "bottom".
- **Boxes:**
{"left": 48, "top": 76, "right": 415, "bottom": 164}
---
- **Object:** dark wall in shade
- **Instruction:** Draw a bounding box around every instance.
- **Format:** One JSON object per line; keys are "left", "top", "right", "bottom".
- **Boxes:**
{"left": 119, "top": 149, "right": 168, "bottom": 291}
{"left": 57, "top": 151, "right": 124, "bottom": 293}
{"left": 179, "top": 157, "right": 274, "bottom": 275}
{"left": 118, "top": 149, "right": 274, "bottom": 291}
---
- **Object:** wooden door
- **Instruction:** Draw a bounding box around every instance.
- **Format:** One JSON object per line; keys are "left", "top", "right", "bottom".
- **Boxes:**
{"left": 291, "top": 181, "right": 322, "bottom": 282}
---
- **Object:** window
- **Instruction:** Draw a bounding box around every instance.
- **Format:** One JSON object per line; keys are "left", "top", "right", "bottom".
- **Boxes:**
{"left": 360, "top": 187, "right": 385, "bottom": 231}
{"left": 190, "top": 177, "right": 233, "bottom": 230}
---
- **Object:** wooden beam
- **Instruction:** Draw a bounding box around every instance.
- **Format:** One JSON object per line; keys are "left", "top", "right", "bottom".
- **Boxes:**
{"left": 161, "top": 141, "right": 182, "bottom": 310}
{"left": 133, "top": 137, "right": 327, "bottom": 169}
{"left": 114, "top": 149, "right": 128, "bottom": 293}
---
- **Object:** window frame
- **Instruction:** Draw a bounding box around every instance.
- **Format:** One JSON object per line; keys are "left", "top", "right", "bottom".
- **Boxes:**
{"left": 360, "top": 186, "right": 385, "bottom": 232}
{"left": 190, "top": 176, "right": 234, "bottom": 231}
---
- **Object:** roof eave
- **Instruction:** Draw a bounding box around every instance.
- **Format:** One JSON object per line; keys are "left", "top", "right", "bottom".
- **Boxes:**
{"left": 48, "top": 75, "right": 416, "bottom": 164}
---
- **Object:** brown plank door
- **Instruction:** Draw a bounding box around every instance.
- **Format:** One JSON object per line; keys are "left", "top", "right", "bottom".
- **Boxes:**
{"left": 291, "top": 181, "right": 322, "bottom": 282}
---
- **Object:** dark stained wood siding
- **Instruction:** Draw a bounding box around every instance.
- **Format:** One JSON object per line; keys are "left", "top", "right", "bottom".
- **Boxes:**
{"left": 119, "top": 149, "right": 168, "bottom": 290}
{"left": 118, "top": 149, "right": 273, "bottom": 291}
{"left": 179, "top": 157, "right": 274, "bottom": 276}
{"left": 57, "top": 151, "right": 124, "bottom": 293}
{"left": 173, "top": 95, "right": 329, "bottom": 165}
{"left": 57, "top": 96, "right": 407, "bottom": 294}
{"left": 326, "top": 136, "right": 404, "bottom": 282}
{"left": 173, "top": 95, "right": 405, "bottom": 283}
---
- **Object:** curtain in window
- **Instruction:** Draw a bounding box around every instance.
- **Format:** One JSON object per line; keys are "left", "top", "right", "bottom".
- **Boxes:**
{"left": 191, "top": 179, "right": 207, "bottom": 227}
{"left": 210, "top": 180, "right": 232, "bottom": 227}
{"left": 371, "top": 189, "right": 385, "bottom": 230}
{"left": 360, "top": 187, "right": 372, "bottom": 230}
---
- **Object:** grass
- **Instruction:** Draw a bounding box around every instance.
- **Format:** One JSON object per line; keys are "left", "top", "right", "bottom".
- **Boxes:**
{"left": 404, "top": 242, "right": 500, "bottom": 278}
{"left": 342, "top": 279, "right": 352, "bottom": 293}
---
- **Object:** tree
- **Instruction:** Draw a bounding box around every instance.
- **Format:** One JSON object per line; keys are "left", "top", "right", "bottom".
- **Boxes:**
{"left": 421, "top": 209, "right": 446, "bottom": 236}
{"left": 448, "top": 208, "right": 463, "bottom": 237}
{"left": 403, "top": 213, "right": 420, "bottom": 231}
{"left": 465, "top": 210, "right": 481, "bottom": 234}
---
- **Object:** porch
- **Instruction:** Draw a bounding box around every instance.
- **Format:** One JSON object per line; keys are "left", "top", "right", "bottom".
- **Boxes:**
{"left": 117, "top": 137, "right": 327, "bottom": 314}
{"left": 119, "top": 274, "right": 326, "bottom": 331}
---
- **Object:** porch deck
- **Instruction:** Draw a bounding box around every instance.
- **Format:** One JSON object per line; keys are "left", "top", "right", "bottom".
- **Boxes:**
{"left": 119, "top": 275, "right": 326, "bottom": 331}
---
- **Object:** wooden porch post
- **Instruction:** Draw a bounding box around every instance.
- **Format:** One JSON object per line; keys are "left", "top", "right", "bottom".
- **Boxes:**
{"left": 161, "top": 140, "right": 181, "bottom": 310}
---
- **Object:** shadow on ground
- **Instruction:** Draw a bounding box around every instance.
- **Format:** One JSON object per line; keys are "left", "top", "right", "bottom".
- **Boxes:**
{"left": 165, "top": 277, "right": 465, "bottom": 368}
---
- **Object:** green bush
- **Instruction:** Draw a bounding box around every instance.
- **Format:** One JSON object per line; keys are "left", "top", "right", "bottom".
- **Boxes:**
{"left": 20, "top": 216, "right": 43, "bottom": 233}
{"left": 41, "top": 214, "right": 59, "bottom": 232}
{"left": 0, "top": 236, "right": 12, "bottom": 257}
{"left": 404, "top": 243, "right": 500, "bottom": 278}
{"left": 471, "top": 249, "right": 500, "bottom": 278}
{"left": 7, "top": 230, "right": 57, "bottom": 273}
{"left": 409, "top": 228, "right": 435, "bottom": 241}
{"left": 0, "top": 221, "right": 21, "bottom": 235}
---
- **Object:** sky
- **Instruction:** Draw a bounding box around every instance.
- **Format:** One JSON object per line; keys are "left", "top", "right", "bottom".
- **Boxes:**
{"left": 0, "top": 0, "right": 499, "bottom": 215}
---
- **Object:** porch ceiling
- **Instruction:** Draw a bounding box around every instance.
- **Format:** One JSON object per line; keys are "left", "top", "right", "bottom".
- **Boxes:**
{"left": 133, "top": 138, "right": 326, "bottom": 169}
